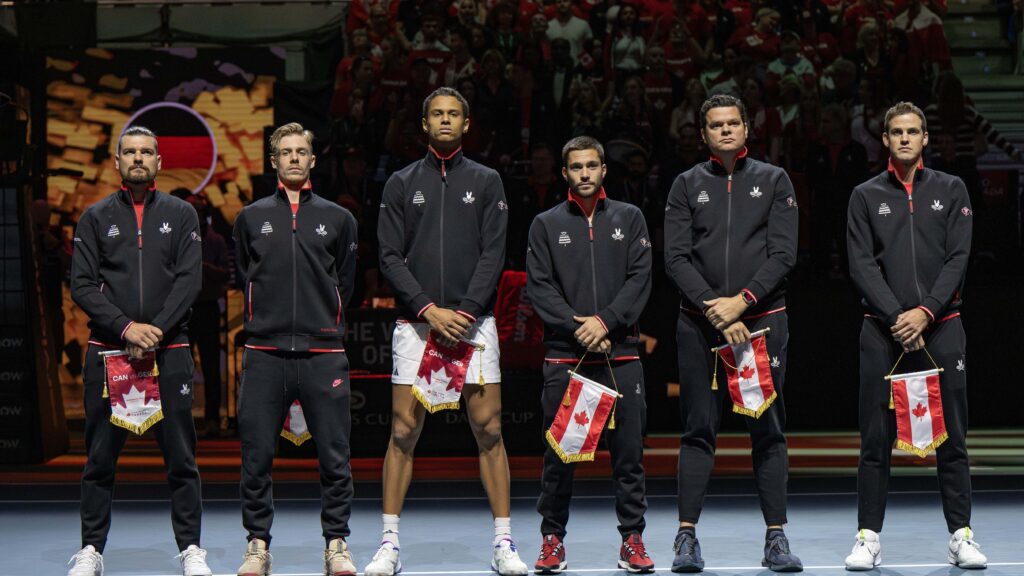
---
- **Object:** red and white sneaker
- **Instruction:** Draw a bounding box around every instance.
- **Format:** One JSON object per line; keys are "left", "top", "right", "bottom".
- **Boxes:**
{"left": 618, "top": 533, "right": 654, "bottom": 573}
{"left": 534, "top": 534, "right": 566, "bottom": 574}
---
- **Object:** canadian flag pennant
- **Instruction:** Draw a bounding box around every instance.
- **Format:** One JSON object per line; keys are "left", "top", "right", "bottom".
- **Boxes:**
{"left": 280, "top": 400, "right": 312, "bottom": 446}
{"left": 717, "top": 333, "right": 777, "bottom": 419}
{"left": 545, "top": 371, "right": 618, "bottom": 463}
{"left": 102, "top": 350, "right": 164, "bottom": 435}
{"left": 891, "top": 368, "right": 947, "bottom": 457}
{"left": 412, "top": 332, "right": 481, "bottom": 413}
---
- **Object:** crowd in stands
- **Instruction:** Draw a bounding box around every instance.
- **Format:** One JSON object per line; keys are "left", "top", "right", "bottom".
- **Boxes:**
{"left": 323, "top": 0, "right": 1022, "bottom": 302}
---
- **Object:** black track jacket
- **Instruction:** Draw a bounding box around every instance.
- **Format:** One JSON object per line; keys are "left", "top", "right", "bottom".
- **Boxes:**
{"left": 233, "top": 184, "right": 358, "bottom": 351}
{"left": 847, "top": 162, "right": 972, "bottom": 325}
{"left": 527, "top": 190, "right": 652, "bottom": 359}
{"left": 664, "top": 152, "right": 799, "bottom": 315}
{"left": 71, "top": 188, "right": 201, "bottom": 346}
{"left": 378, "top": 147, "right": 507, "bottom": 320}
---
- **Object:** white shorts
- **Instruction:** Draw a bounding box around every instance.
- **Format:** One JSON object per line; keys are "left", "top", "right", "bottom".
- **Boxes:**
{"left": 391, "top": 315, "right": 502, "bottom": 384}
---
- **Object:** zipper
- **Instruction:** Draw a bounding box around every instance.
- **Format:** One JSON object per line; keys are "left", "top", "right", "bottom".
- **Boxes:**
{"left": 335, "top": 286, "right": 342, "bottom": 326}
{"left": 906, "top": 192, "right": 923, "bottom": 300}
{"left": 439, "top": 161, "right": 446, "bottom": 304}
{"left": 248, "top": 282, "right": 253, "bottom": 322}
{"left": 291, "top": 207, "right": 297, "bottom": 351}
{"left": 134, "top": 200, "right": 144, "bottom": 318}
{"left": 587, "top": 216, "right": 598, "bottom": 313}
{"left": 725, "top": 173, "right": 732, "bottom": 294}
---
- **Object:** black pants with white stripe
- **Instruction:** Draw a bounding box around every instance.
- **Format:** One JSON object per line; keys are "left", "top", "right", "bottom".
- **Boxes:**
{"left": 80, "top": 344, "right": 202, "bottom": 552}
{"left": 238, "top": 348, "right": 352, "bottom": 546}
{"left": 537, "top": 359, "right": 648, "bottom": 540}
{"left": 856, "top": 316, "right": 971, "bottom": 533}
{"left": 675, "top": 310, "right": 790, "bottom": 526}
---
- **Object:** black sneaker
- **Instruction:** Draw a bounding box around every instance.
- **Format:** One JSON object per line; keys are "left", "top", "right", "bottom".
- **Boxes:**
{"left": 670, "top": 529, "right": 704, "bottom": 573}
{"left": 762, "top": 531, "right": 803, "bottom": 572}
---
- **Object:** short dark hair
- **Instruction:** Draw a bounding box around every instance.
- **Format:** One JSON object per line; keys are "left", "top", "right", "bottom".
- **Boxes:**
{"left": 561, "top": 136, "right": 605, "bottom": 166}
{"left": 699, "top": 94, "right": 748, "bottom": 129}
{"left": 119, "top": 125, "right": 158, "bottom": 154}
{"left": 422, "top": 87, "right": 471, "bottom": 118}
{"left": 884, "top": 101, "right": 928, "bottom": 133}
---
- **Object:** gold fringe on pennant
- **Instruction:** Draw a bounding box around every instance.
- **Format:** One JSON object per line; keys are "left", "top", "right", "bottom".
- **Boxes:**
{"left": 607, "top": 411, "right": 616, "bottom": 430}
{"left": 280, "top": 429, "right": 312, "bottom": 446}
{"left": 731, "top": 390, "right": 778, "bottom": 419}
{"left": 545, "top": 429, "right": 596, "bottom": 464}
{"left": 896, "top": 431, "right": 949, "bottom": 458}
{"left": 410, "top": 385, "right": 461, "bottom": 413}
{"left": 889, "top": 388, "right": 894, "bottom": 410}
{"left": 562, "top": 387, "right": 572, "bottom": 407}
{"left": 711, "top": 352, "right": 719, "bottom": 390}
{"left": 109, "top": 410, "right": 164, "bottom": 435}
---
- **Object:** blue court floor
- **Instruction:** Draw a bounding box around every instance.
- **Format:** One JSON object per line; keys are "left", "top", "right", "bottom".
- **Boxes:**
{"left": 2, "top": 481, "right": 1022, "bottom": 576}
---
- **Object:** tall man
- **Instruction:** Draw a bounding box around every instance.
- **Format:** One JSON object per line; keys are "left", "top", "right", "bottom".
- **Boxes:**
{"left": 68, "top": 126, "right": 210, "bottom": 576}
{"left": 526, "top": 136, "right": 655, "bottom": 574}
{"left": 664, "top": 95, "right": 802, "bottom": 573}
{"left": 233, "top": 123, "right": 359, "bottom": 576}
{"left": 844, "top": 102, "right": 987, "bottom": 570}
{"left": 368, "top": 87, "right": 529, "bottom": 576}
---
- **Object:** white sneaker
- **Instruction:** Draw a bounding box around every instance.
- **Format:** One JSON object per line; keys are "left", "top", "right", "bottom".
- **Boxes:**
{"left": 364, "top": 541, "right": 401, "bottom": 576}
{"left": 177, "top": 545, "right": 213, "bottom": 576}
{"left": 67, "top": 545, "right": 104, "bottom": 576}
{"left": 948, "top": 527, "right": 987, "bottom": 569}
{"left": 844, "top": 529, "right": 881, "bottom": 571}
{"left": 491, "top": 538, "right": 528, "bottom": 576}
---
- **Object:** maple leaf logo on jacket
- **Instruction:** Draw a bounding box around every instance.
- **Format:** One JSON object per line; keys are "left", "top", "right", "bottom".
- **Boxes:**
{"left": 574, "top": 410, "right": 590, "bottom": 427}
{"left": 739, "top": 364, "right": 755, "bottom": 380}
{"left": 912, "top": 402, "right": 927, "bottom": 419}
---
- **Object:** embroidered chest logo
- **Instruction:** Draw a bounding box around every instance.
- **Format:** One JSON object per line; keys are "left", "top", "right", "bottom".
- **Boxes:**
{"left": 750, "top": 186, "right": 762, "bottom": 198}
{"left": 315, "top": 224, "right": 327, "bottom": 237}
{"left": 931, "top": 199, "right": 943, "bottom": 211}
{"left": 961, "top": 207, "right": 972, "bottom": 216}
{"left": 558, "top": 231, "right": 571, "bottom": 245}
{"left": 180, "top": 383, "right": 190, "bottom": 396}
{"left": 260, "top": 221, "right": 274, "bottom": 234}
{"left": 349, "top": 241, "right": 358, "bottom": 252}
{"left": 190, "top": 231, "right": 201, "bottom": 242}
{"left": 786, "top": 196, "right": 798, "bottom": 208}
{"left": 412, "top": 190, "right": 425, "bottom": 205}
{"left": 697, "top": 190, "right": 710, "bottom": 204}
{"left": 612, "top": 228, "right": 624, "bottom": 241}
{"left": 640, "top": 237, "right": 651, "bottom": 248}
{"left": 107, "top": 224, "right": 120, "bottom": 238}
{"left": 770, "top": 356, "right": 781, "bottom": 368}
{"left": 878, "top": 203, "right": 891, "bottom": 216}
{"left": 462, "top": 191, "right": 475, "bottom": 204}
{"left": 497, "top": 200, "right": 507, "bottom": 211}
{"left": 159, "top": 222, "right": 172, "bottom": 234}
{"left": 956, "top": 358, "right": 965, "bottom": 372}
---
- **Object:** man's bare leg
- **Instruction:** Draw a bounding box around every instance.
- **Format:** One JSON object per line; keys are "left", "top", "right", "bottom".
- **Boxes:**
{"left": 381, "top": 385, "right": 426, "bottom": 515}
{"left": 464, "top": 382, "right": 510, "bottom": 517}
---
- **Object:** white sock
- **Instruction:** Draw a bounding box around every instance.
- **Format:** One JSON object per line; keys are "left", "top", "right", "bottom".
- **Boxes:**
{"left": 494, "top": 517, "right": 512, "bottom": 546}
{"left": 382, "top": 514, "right": 400, "bottom": 548}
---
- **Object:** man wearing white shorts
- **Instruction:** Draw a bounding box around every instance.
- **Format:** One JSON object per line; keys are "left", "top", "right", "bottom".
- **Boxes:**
{"left": 369, "top": 87, "right": 528, "bottom": 576}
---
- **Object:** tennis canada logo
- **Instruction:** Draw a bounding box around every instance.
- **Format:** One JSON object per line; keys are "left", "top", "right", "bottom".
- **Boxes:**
{"left": 558, "top": 231, "right": 571, "bottom": 245}
{"left": 107, "top": 224, "right": 120, "bottom": 237}
{"left": 697, "top": 191, "right": 710, "bottom": 204}
{"left": 878, "top": 203, "right": 891, "bottom": 216}
{"left": 261, "top": 221, "right": 273, "bottom": 234}
{"left": 413, "top": 190, "right": 425, "bottom": 205}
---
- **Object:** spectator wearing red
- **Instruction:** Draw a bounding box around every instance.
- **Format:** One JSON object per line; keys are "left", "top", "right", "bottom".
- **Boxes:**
{"left": 853, "top": 21, "right": 890, "bottom": 85}
{"left": 546, "top": 0, "right": 594, "bottom": 59}
{"left": 330, "top": 54, "right": 378, "bottom": 118}
{"left": 662, "top": 19, "right": 702, "bottom": 80}
{"left": 523, "top": 12, "right": 553, "bottom": 62}
{"left": 369, "top": 37, "right": 410, "bottom": 114}
{"left": 347, "top": 0, "right": 399, "bottom": 33}
{"left": 892, "top": 0, "right": 952, "bottom": 73}
{"left": 841, "top": 0, "right": 891, "bottom": 56}
{"left": 723, "top": 0, "right": 754, "bottom": 28}
{"left": 409, "top": 13, "right": 452, "bottom": 84}
{"left": 367, "top": 4, "right": 410, "bottom": 53}
{"left": 642, "top": 46, "right": 680, "bottom": 141}
{"left": 727, "top": 7, "right": 781, "bottom": 64}
{"left": 449, "top": 0, "right": 488, "bottom": 29}
{"left": 740, "top": 75, "right": 782, "bottom": 164}
{"left": 515, "top": 0, "right": 543, "bottom": 32}
{"left": 574, "top": 36, "right": 609, "bottom": 96}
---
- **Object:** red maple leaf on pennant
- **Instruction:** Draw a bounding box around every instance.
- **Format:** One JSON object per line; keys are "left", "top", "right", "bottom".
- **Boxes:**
{"left": 739, "top": 364, "right": 755, "bottom": 380}
{"left": 574, "top": 410, "right": 590, "bottom": 427}
{"left": 912, "top": 402, "right": 927, "bottom": 419}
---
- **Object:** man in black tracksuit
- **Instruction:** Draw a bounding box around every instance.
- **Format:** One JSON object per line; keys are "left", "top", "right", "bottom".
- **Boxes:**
{"left": 844, "top": 102, "right": 986, "bottom": 570}
{"left": 368, "top": 87, "right": 528, "bottom": 576}
{"left": 527, "top": 136, "right": 654, "bottom": 575}
{"left": 68, "top": 126, "right": 210, "bottom": 576}
{"left": 664, "top": 95, "right": 802, "bottom": 573}
{"left": 232, "top": 123, "right": 359, "bottom": 576}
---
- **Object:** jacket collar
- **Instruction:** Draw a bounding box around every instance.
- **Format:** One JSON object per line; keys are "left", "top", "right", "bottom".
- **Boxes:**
{"left": 276, "top": 179, "right": 313, "bottom": 203}
{"left": 425, "top": 145, "right": 464, "bottom": 174}
{"left": 887, "top": 156, "right": 924, "bottom": 185}
{"left": 117, "top": 181, "right": 158, "bottom": 205}
{"left": 567, "top": 186, "right": 607, "bottom": 217}
{"left": 707, "top": 146, "right": 749, "bottom": 174}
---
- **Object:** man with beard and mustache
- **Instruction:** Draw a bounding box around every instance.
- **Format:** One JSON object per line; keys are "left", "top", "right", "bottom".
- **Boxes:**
{"left": 67, "top": 126, "right": 210, "bottom": 576}
{"left": 526, "top": 136, "right": 654, "bottom": 574}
